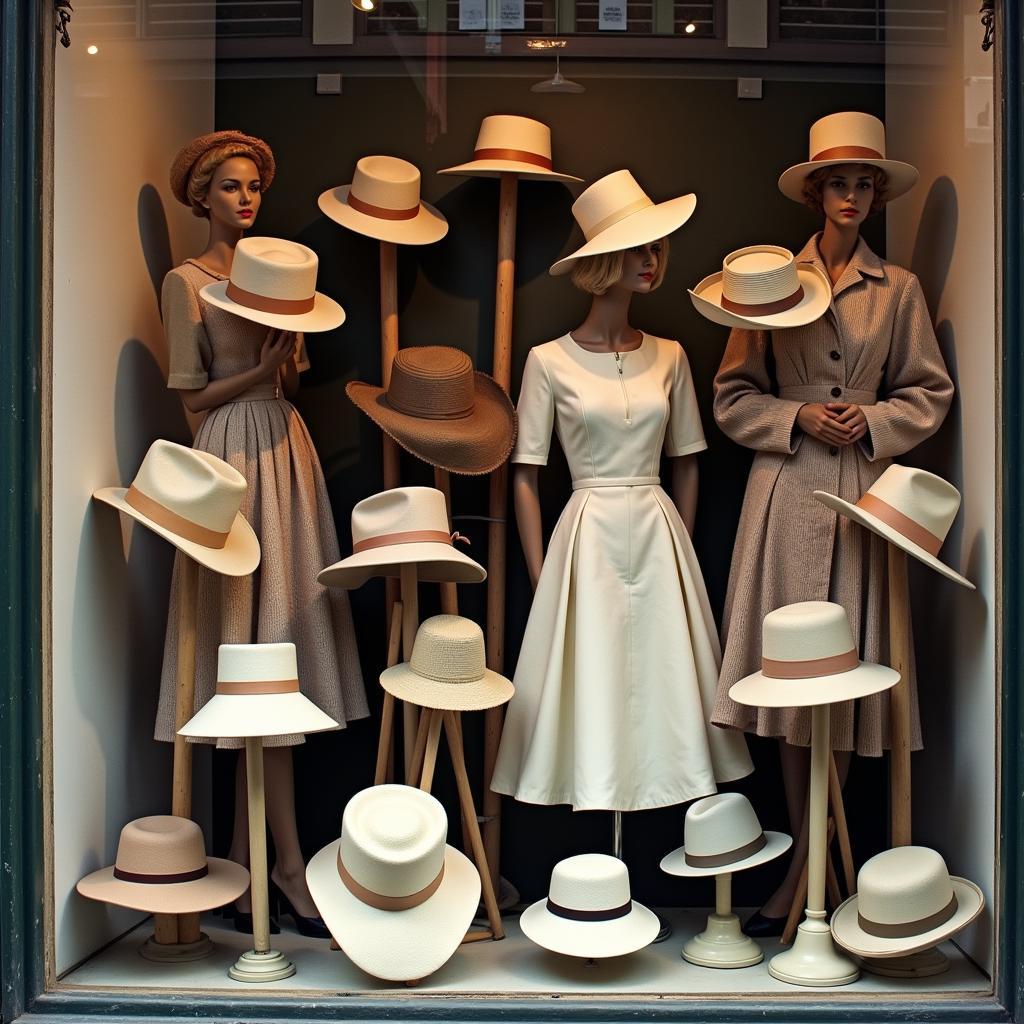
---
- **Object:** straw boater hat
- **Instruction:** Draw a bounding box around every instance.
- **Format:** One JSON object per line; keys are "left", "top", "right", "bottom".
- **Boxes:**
{"left": 660, "top": 792, "right": 792, "bottom": 878}
{"left": 778, "top": 111, "right": 919, "bottom": 204}
{"left": 380, "top": 615, "right": 513, "bottom": 712}
{"left": 549, "top": 169, "right": 696, "bottom": 276}
{"left": 318, "top": 156, "right": 448, "bottom": 246}
{"left": 729, "top": 601, "right": 899, "bottom": 709}
{"left": 831, "top": 846, "right": 984, "bottom": 959}
{"left": 317, "top": 487, "right": 486, "bottom": 590}
{"left": 169, "top": 129, "right": 276, "bottom": 209}
{"left": 306, "top": 785, "right": 480, "bottom": 982}
{"left": 520, "top": 853, "right": 659, "bottom": 959}
{"left": 200, "top": 236, "right": 345, "bottom": 333}
{"left": 93, "top": 439, "right": 259, "bottom": 576}
{"left": 438, "top": 114, "right": 581, "bottom": 183}
{"left": 179, "top": 642, "right": 339, "bottom": 740}
{"left": 688, "top": 245, "right": 832, "bottom": 331}
{"left": 77, "top": 816, "right": 249, "bottom": 914}
{"left": 814, "top": 465, "right": 974, "bottom": 590}
{"left": 346, "top": 346, "right": 516, "bottom": 476}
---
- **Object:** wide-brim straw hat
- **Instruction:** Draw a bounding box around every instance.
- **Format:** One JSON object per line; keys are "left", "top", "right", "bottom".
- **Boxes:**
{"left": 77, "top": 816, "right": 249, "bottom": 914}
{"left": 200, "top": 236, "right": 344, "bottom": 333}
{"left": 689, "top": 245, "right": 832, "bottom": 331}
{"left": 318, "top": 486, "right": 487, "bottom": 590}
{"left": 346, "top": 346, "right": 517, "bottom": 476}
{"left": 306, "top": 785, "right": 480, "bottom": 982}
{"left": 779, "top": 111, "right": 918, "bottom": 204}
{"left": 319, "top": 155, "right": 448, "bottom": 246}
{"left": 729, "top": 601, "right": 899, "bottom": 708}
{"left": 438, "top": 114, "right": 581, "bottom": 183}
{"left": 380, "top": 615, "right": 513, "bottom": 712}
{"left": 520, "top": 853, "right": 659, "bottom": 959}
{"left": 550, "top": 169, "right": 696, "bottom": 276}
{"left": 814, "top": 465, "right": 974, "bottom": 589}
{"left": 93, "top": 439, "right": 259, "bottom": 577}
{"left": 831, "top": 846, "right": 984, "bottom": 958}
{"left": 169, "top": 129, "right": 275, "bottom": 208}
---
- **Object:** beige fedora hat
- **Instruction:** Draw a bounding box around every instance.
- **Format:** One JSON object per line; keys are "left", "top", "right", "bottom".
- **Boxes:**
{"left": 179, "top": 642, "right": 339, "bottom": 740}
{"left": 520, "top": 853, "right": 659, "bottom": 959}
{"left": 77, "top": 816, "right": 249, "bottom": 914}
{"left": 779, "top": 111, "right": 919, "bottom": 204}
{"left": 318, "top": 486, "right": 486, "bottom": 590}
{"left": 93, "top": 439, "right": 259, "bottom": 576}
{"left": 319, "top": 156, "right": 448, "bottom": 246}
{"left": 380, "top": 615, "right": 513, "bottom": 712}
{"left": 660, "top": 792, "right": 792, "bottom": 879}
{"left": 200, "top": 236, "right": 345, "bottom": 333}
{"left": 689, "top": 245, "right": 832, "bottom": 331}
{"left": 306, "top": 785, "right": 480, "bottom": 982}
{"left": 729, "top": 601, "right": 899, "bottom": 709}
{"left": 831, "top": 846, "right": 984, "bottom": 959}
{"left": 438, "top": 114, "right": 581, "bottom": 183}
{"left": 814, "top": 465, "right": 974, "bottom": 590}
{"left": 346, "top": 346, "right": 517, "bottom": 476}
{"left": 549, "top": 169, "right": 696, "bottom": 276}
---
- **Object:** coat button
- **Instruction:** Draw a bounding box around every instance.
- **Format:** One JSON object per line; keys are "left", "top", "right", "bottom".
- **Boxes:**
{"left": 829, "top": 350, "right": 841, "bottom": 361}
{"left": 829, "top": 446, "right": 839, "bottom": 456}
{"left": 830, "top": 386, "right": 842, "bottom": 398}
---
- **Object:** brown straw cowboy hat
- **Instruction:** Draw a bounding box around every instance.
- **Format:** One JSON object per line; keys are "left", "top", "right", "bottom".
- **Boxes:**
{"left": 169, "top": 130, "right": 275, "bottom": 208}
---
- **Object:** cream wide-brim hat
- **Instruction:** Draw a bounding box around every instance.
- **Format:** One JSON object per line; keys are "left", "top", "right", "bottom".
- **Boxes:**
{"left": 379, "top": 661, "right": 513, "bottom": 712}
{"left": 729, "top": 659, "right": 898, "bottom": 709}
{"left": 519, "top": 898, "right": 659, "bottom": 959}
{"left": 778, "top": 156, "right": 918, "bottom": 205}
{"left": 439, "top": 157, "right": 581, "bottom": 183}
{"left": 319, "top": 186, "right": 448, "bottom": 246}
{"left": 660, "top": 831, "right": 792, "bottom": 879}
{"left": 200, "top": 280, "right": 344, "bottom": 334}
{"left": 180, "top": 691, "right": 338, "bottom": 739}
{"left": 318, "top": 542, "right": 485, "bottom": 590}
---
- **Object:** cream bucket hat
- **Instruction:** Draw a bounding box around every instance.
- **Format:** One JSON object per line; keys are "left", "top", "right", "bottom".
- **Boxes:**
{"left": 729, "top": 601, "right": 899, "bottom": 709}
{"left": 814, "top": 465, "right": 974, "bottom": 589}
{"left": 93, "top": 439, "right": 260, "bottom": 576}
{"left": 306, "top": 785, "right": 480, "bottom": 982}
{"left": 200, "top": 236, "right": 345, "bottom": 332}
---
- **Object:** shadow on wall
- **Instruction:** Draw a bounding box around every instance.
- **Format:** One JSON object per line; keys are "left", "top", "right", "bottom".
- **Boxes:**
{"left": 138, "top": 184, "right": 174, "bottom": 318}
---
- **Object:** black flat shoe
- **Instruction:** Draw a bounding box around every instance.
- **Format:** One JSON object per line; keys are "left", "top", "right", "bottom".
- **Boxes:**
{"left": 271, "top": 882, "right": 332, "bottom": 940}
{"left": 231, "top": 907, "right": 280, "bottom": 935}
{"left": 742, "top": 910, "right": 786, "bottom": 938}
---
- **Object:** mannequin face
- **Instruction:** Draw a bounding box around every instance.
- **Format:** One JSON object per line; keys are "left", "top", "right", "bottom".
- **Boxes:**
{"left": 203, "top": 156, "right": 262, "bottom": 230}
{"left": 821, "top": 163, "right": 875, "bottom": 230}
{"left": 617, "top": 241, "right": 663, "bottom": 294}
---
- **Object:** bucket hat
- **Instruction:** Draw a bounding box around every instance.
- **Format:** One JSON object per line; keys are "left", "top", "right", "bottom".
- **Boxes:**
{"left": 170, "top": 129, "right": 275, "bottom": 208}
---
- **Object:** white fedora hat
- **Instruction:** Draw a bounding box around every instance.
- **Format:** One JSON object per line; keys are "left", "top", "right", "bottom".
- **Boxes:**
{"left": 729, "top": 601, "right": 899, "bottom": 709}
{"left": 319, "top": 156, "right": 448, "bottom": 246}
{"left": 814, "top": 465, "right": 974, "bottom": 590}
{"left": 689, "top": 245, "right": 832, "bottom": 331}
{"left": 380, "top": 615, "right": 513, "bottom": 712}
{"left": 438, "top": 114, "right": 581, "bottom": 184}
{"left": 549, "top": 170, "right": 696, "bottom": 276}
{"left": 317, "top": 486, "right": 486, "bottom": 590}
{"left": 179, "top": 642, "right": 339, "bottom": 740}
{"left": 519, "top": 853, "right": 659, "bottom": 959}
{"left": 779, "top": 111, "right": 919, "bottom": 204}
{"left": 831, "top": 846, "right": 984, "bottom": 958}
{"left": 306, "top": 785, "right": 480, "bottom": 982}
{"left": 77, "top": 816, "right": 249, "bottom": 914}
{"left": 200, "top": 236, "right": 345, "bottom": 333}
{"left": 660, "top": 792, "right": 792, "bottom": 878}
{"left": 93, "top": 439, "right": 260, "bottom": 577}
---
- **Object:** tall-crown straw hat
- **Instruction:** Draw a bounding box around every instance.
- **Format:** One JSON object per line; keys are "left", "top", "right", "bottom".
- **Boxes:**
{"left": 346, "top": 346, "right": 517, "bottom": 476}
{"left": 169, "top": 129, "right": 276, "bottom": 209}
{"left": 778, "top": 111, "right": 919, "bottom": 204}
{"left": 689, "top": 245, "right": 832, "bottom": 331}
{"left": 93, "top": 438, "right": 260, "bottom": 576}
{"left": 306, "top": 785, "right": 480, "bottom": 982}
{"left": 319, "top": 156, "right": 448, "bottom": 246}
{"left": 438, "top": 114, "right": 582, "bottom": 183}
{"left": 77, "top": 816, "right": 249, "bottom": 914}
{"left": 199, "top": 236, "right": 345, "bottom": 333}
{"left": 729, "top": 601, "right": 899, "bottom": 709}
{"left": 549, "top": 169, "right": 696, "bottom": 276}
{"left": 814, "top": 465, "right": 974, "bottom": 590}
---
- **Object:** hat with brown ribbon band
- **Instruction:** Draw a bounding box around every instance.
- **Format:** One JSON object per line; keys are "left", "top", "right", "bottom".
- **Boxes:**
{"left": 77, "top": 816, "right": 250, "bottom": 914}
{"left": 729, "top": 601, "right": 899, "bottom": 710}
{"left": 305, "top": 785, "right": 480, "bottom": 982}
{"left": 779, "top": 111, "right": 919, "bottom": 204}
{"left": 814, "top": 465, "right": 974, "bottom": 590}
{"left": 831, "top": 846, "right": 984, "bottom": 958}
{"left": 93, "top": 439, "right": 260, "bottom": 577}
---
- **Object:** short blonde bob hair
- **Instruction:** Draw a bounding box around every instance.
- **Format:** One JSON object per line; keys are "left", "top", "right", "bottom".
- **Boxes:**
{"left": 801, "top": 164, "right": 889, "bottom": 217}
{"left": 570, "top": 238, "right": 670, "bottom": 295}
{"left": 186, "top": 143, "right": 268, "bottom": 219}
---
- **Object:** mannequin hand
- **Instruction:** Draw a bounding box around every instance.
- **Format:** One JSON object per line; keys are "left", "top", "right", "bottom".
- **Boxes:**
{"left": 825, "top": 403, "right": 868, "bottom": 445}
{"left": 796, "top": 403, "right": 857, "bottom": 446}
{"left": 258, "top": 330, "right": 297, "bottom": 374}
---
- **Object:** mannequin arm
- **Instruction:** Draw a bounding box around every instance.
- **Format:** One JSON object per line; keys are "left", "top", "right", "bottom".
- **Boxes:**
{"left": 513, "top": 464, "right": 544, "bottom": 591}
{"left": 670, "top": 454, "right": 698, "bottom": 536}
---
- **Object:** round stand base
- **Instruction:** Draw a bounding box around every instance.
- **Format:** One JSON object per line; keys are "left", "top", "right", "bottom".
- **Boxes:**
{"left": 139, "top": 933, "right": 214, "bottom": 964}
{"left": 683, "top": 913, "right": 763, "bottom": 969}
{"left": 860, "top": 946, "right": 949, "bottom": 978}
{"left": 228, "top": 948, "right": 296, "bottom": 983}
{"left": 768, "top": 912, "right": 859, "bottom": 988}
{"left": 654, "top": 912, "right": 673, "bottom": 944}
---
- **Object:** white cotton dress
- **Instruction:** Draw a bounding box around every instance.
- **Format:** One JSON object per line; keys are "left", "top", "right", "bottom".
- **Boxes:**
{"left": 491, "top": 333, "right": 753, "bottom": 812}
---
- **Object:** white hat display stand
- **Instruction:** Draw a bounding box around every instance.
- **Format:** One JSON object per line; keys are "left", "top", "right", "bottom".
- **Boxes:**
{"left": 689, "top": 873, "right": 762, "bottom": 968}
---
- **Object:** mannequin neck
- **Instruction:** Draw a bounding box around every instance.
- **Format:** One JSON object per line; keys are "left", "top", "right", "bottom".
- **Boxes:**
{"left": 197, "top": 219, "right": 245, "bottom": 277}
{"left": 572, "top": 287, "right": 642, "bottom": 352}
{"left": 817, "top": 220, "right": 861, "bottom": 287}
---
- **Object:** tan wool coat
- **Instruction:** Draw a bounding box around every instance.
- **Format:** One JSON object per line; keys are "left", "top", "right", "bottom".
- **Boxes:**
{"left": 710, "top": 234, "right": 954, "bottom": 755}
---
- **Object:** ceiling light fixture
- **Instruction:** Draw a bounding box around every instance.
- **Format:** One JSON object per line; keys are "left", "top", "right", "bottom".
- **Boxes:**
{"left": 352, "top": 0, "right": 376, "bottom": 12}
{"left": 684, "top": 21, "right": 695, "bottom": 33}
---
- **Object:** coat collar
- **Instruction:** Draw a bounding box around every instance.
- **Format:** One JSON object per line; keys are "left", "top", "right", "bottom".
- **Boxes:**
{"left": 796, "top": 233, "right": 885, "bottom": 298}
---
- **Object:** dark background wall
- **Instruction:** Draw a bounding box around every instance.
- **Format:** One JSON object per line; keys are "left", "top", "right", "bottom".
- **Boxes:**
{"left": 213, "top": 63, "right": 887, "bottom": 908}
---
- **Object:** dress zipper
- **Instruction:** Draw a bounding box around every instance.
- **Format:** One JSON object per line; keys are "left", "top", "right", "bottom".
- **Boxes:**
{"left": 614, "top": 351, "right": 631, "bottom": 423}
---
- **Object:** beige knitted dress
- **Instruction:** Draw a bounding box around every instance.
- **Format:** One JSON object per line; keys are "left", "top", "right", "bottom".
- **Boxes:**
{"left": 710, "top": 235, "right": 953, "bottom": 755}
{"left": 155, "top": 259, "right": 368, "bottom": 747}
